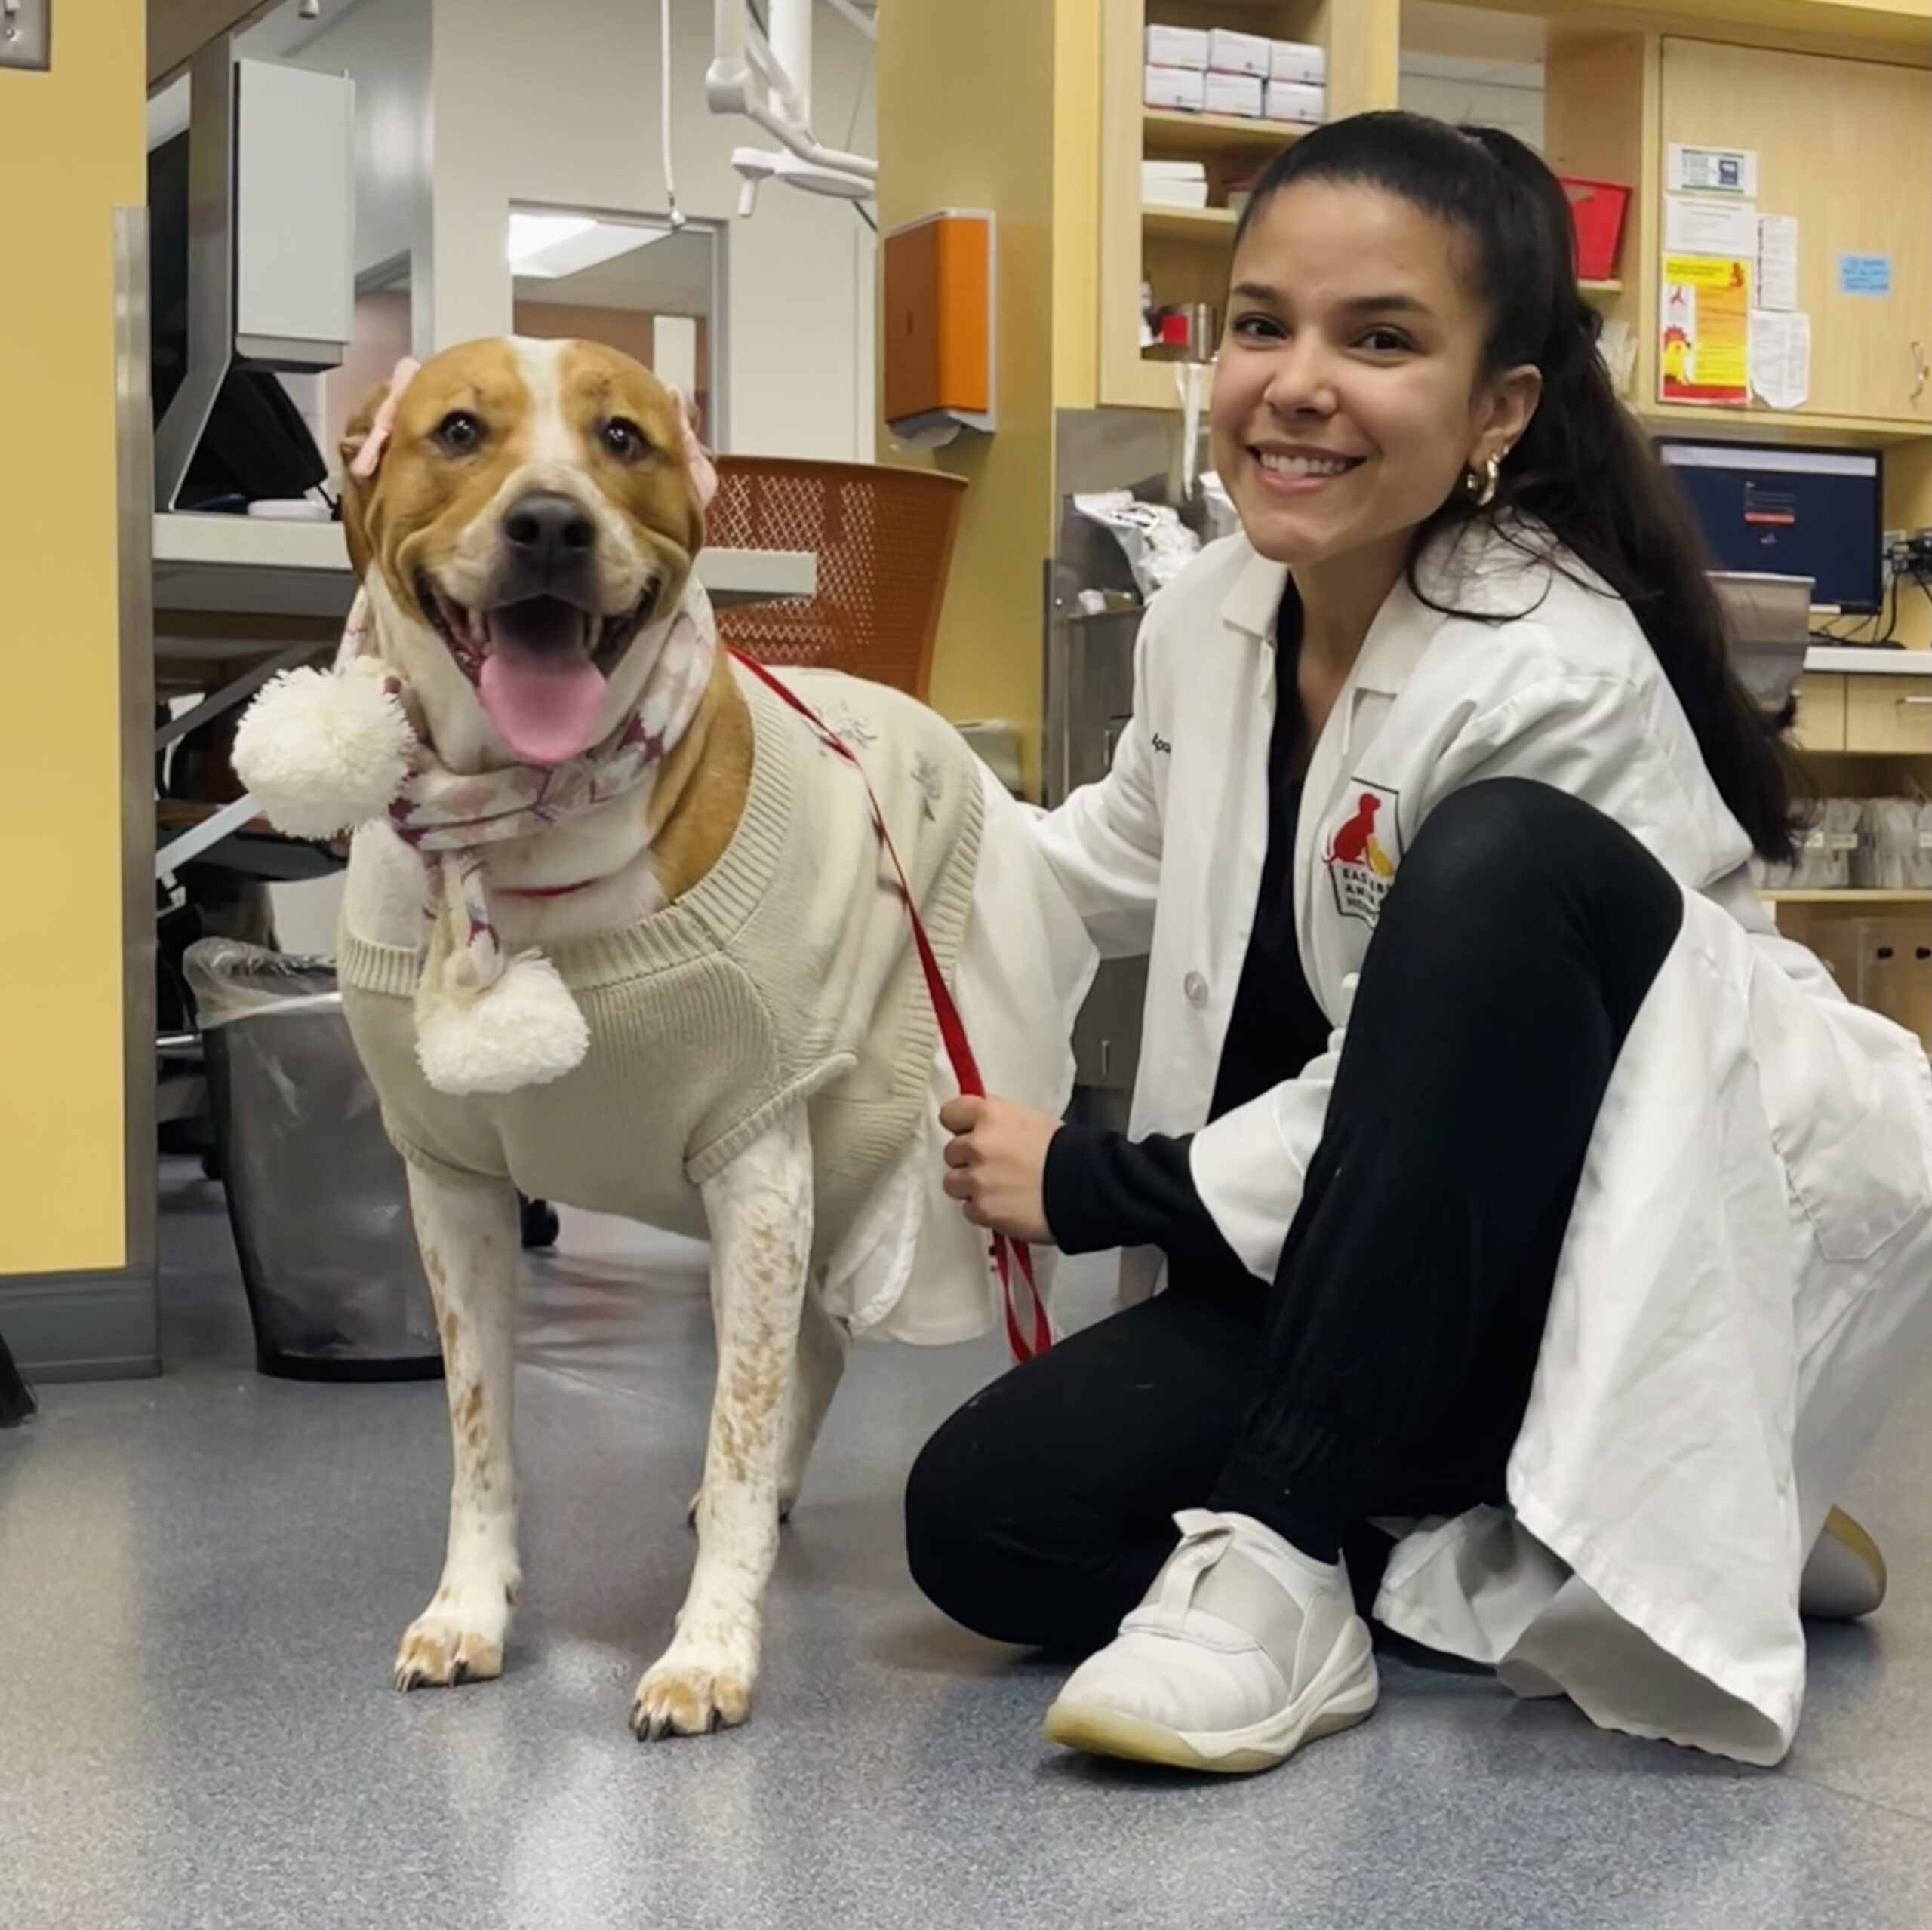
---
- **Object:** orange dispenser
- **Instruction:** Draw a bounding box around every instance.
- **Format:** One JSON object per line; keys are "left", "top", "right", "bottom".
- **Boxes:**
{"left": 881, "top": 208, "right": 995, "bottom": 447}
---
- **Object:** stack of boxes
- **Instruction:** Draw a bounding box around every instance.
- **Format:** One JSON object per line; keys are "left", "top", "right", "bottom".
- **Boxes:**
{"left": 1143, "top": 24, "right": 1328, "bottom": 125}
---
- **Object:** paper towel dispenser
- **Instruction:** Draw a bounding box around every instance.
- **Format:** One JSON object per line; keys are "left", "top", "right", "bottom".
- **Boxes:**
{"left": 882, "top": 209, "right": 995, "bottom": 449}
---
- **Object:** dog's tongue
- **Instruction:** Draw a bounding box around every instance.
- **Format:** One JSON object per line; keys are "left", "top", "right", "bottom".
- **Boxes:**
{"left": 479, "top": 650, "right": 606, "bottom": 766}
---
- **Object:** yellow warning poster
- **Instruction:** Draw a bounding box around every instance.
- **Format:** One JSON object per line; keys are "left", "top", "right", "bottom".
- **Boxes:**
{"left": 1660, "top": 254, "right": 1751, "bottom": 405}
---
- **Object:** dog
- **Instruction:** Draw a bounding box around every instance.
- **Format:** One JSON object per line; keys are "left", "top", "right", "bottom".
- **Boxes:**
{"left": 234, "top": 337, "right": 1094, "bottom": 1738}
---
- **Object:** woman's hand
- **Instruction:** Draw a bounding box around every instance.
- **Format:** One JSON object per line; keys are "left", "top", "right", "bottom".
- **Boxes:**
{"left": 939, "top": 1096, "right": 1060, "bottom": 1246}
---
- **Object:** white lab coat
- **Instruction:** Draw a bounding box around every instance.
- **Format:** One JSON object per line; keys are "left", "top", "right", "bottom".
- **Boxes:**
{"left": 1032, "top": 521, "right": 1932, "bottom": 1763}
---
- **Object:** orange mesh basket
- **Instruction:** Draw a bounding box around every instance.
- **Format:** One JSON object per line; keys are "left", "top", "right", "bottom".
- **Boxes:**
{"left": 706, "top": 456, "right": 968, "bottom": 700}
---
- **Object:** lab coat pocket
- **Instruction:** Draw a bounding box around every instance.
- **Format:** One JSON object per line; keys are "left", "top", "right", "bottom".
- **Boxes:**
{"left": 1749, "top": 971, "right": 1932, "bottom": 1265}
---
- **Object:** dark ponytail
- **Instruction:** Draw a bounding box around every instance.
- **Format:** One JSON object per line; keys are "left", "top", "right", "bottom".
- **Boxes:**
{"left": 1234, "top": 112, "right": 1798, "bottom": 863}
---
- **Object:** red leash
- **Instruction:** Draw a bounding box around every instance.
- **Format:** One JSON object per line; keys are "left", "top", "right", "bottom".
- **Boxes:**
{"left": 730, "top": 650, "right": 1052, "bottom": 1363}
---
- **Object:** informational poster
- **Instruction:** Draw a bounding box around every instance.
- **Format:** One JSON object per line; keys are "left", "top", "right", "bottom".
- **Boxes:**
{"left": 1666, "top": 194, "right": 1758, "bottom": 257}
{"left": 1667, "top": 143, "right": 1758, "bottom": 198}
{"left": 1660, "top": 254, "right": 1752, "bottom": 405}
{"left": 1756, "top": 216, "right": 1800, "bottom": 313}
{"left": 1838, "top": 254, "right": 1893, "bottom": 296}
{"left": 1749, "top": 309, "right": 1811, "bottom": 410}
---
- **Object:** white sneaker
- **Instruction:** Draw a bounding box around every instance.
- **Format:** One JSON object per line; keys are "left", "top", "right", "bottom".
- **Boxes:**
{"left": 1043, "top": 1508, "right": 1378, "bottom": 1775}
{"left": 1799, "top": 1506, "right": 1888, "bottom": 1621}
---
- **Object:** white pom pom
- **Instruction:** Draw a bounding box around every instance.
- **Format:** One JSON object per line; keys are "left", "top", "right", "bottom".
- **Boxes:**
{"left": 232, "top": 658, "right": 413, "bottom": 841}
{"left": 416, "top": 952, "right": 590, "bottom": 1096}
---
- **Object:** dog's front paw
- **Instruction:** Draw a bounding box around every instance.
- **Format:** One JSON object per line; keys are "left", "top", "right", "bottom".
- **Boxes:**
{"left": 394, "top": 1616, "right": 504, "bottom": 1689}
{"left": 631, "top": 1634, "right": 756, "bottom": 1738}
{"left": 393, "top": 1580, "right": 516, "bottom": 1691}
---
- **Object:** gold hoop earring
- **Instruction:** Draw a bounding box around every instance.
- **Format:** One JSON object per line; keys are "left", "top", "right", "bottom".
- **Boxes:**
{"left": 1464, "top": 452, "right": 1502, "bottom": 508}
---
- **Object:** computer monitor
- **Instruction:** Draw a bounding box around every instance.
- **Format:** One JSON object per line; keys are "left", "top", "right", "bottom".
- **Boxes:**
{"left": 148, "top": 129, "right": 328, "bottom": 511}
{"left": 1656, "top": 440, "right": 1883, "bottom": 614}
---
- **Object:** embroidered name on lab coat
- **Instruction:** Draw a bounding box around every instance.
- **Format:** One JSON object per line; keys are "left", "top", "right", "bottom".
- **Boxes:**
{"left": 1324, "top": 781, "right": 1402, "bottom": 926}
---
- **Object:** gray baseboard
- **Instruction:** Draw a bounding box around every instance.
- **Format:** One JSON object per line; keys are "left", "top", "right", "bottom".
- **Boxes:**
{"left": 0, "top": 1267, "right": 159, "bottom": 1382}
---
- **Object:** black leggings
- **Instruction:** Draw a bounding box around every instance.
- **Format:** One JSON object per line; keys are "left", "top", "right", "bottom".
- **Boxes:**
{"left": 905, "top": 779, "right": 1684, "bottom": 1655}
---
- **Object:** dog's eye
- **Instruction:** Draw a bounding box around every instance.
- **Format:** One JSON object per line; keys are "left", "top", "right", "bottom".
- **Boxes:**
{"left": 601, "top": 417, "right": 648, "bottom": 462}
{"left": 435, "top": 410, "right": 485, "bottom": 455}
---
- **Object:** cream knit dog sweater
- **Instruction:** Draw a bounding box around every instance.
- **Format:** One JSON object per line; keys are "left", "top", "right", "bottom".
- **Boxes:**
{"left": 337, "top": 661, "right": 984, "bottom": 1256}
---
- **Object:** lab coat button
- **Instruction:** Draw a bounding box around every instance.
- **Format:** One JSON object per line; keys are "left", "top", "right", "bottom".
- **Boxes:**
{"left": 1183, "top": 971, "right": 1209, "bottom": 1007}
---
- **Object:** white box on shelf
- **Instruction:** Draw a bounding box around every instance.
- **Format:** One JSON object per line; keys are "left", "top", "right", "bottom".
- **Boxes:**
{"left": 1269, "top": 40, "right": 1327, "bottom": 85}
{"left": 1202, "top": 69, "right": 1265, "bottom": 118}
{"left": 1263, "top": 79, "right": 1327, "bottom": 125}
{"left": 1143, "top": 159, "right": 1208, "bottom": 183}
{"left": 1145, "top": 23, "right": 1209, "bottom": 69}
{"left": 1207, "top": 27, "right": 1272, "bottom": 77}
{"left": 1144, "top": 63, "right": 1208, "bottom": 112}
{"left": 1143, "top": 178, "right": 1211, "bottom": 209}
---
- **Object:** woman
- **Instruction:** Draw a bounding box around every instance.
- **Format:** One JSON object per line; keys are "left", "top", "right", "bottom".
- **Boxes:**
{"left": 908, "top": 114, "right": 1932, "bottom": 1775}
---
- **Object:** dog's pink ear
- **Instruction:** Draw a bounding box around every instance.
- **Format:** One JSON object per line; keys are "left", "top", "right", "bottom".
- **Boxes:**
{"left": 348, "top": 358, "right": 423, "bottom": 480}
{"left": 666, "top": 384, "right": 718, "bottom": 518}
{"left": 338, "top": 358, "right": 421, "bottom": 579}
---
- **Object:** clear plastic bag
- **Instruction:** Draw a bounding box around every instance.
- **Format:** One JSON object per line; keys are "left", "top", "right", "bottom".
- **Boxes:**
{"left": 1758, "top": 798, "right": 1863, "bottom": 893}
{"left": 1071, "top": 492, "right": 1201, "bottom": 598}
{"left": 184, "top": 941, "right": 441, "bottom": 1381}
{"left": 1854, "top": 797, "right": 1932, "bottom": 890}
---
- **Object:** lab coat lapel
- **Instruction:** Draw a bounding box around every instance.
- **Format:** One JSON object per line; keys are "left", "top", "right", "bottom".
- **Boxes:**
{"left": 1293, "top": 573, "right": 1441, "bottom": 1016}
{"left": 1215, "top": 548, "right": 1289, "bottom": 1030}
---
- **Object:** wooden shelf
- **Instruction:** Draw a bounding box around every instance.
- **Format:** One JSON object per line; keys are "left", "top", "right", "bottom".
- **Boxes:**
{"left": 1638, "top": 404, "right": 1930, "bottom": 448}
{"left": 1761, "top": 888, "right": 1932, "bottom": 905}
{"left": 1143, "top": 203, "right": 1239, "bottom": 241}
{"left": 1469, "top": 0, "right": 1932, "bottom": 60}
{"left": 1143, "top": 109, "right": 1309, "bottom": 155}
{"left": 1580, "top": 278, "right": 1623, "bottom": 298}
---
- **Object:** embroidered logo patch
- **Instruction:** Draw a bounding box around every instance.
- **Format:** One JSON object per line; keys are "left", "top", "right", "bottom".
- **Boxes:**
{"left": 1323, "top": 781, "right": 1402, "bottom": 927}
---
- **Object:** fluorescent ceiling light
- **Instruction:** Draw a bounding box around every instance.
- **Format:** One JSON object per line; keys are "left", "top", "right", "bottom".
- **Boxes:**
{"left": 508, "top": 214, "right": 675, "bottom": 281}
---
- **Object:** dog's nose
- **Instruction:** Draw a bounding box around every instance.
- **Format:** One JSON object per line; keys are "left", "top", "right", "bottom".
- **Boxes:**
{"left": 502, "top": 491, "right": 595, "bottom": 571}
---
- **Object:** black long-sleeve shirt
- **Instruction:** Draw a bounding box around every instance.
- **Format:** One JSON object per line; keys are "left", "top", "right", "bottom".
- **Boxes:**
{"left": 1042, "top": 595, "right": 1332, "bottom": 1279}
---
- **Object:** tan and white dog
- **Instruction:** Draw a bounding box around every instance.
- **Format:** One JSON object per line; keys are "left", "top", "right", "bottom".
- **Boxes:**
{"left": 235, "top": 338, "right": 1094, "bottom": 1738}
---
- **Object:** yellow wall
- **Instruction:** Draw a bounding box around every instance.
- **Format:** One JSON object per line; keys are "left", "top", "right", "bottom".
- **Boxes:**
{"left": 0, "top": 8, "right": 145, "bottom": 1274}
{"left": 879, "top": 0, "right": 1099, "bottom": 793}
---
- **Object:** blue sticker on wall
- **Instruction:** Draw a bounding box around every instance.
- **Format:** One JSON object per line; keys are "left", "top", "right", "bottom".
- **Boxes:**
{"left": 1838, "top": 254, "right": 1892, "bottom": 296}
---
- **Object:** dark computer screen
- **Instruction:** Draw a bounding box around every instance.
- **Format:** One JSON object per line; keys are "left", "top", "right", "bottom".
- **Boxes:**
{"left": 1656, "top": 440, "right": 1882, "bottom": 614}
{"left": 148, "top": 130, "right": 328, "bottom": 510}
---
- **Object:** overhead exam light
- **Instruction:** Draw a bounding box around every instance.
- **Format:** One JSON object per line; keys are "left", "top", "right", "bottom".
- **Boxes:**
{"left": 703, "top": 0, "right": 877, "bottom": 217}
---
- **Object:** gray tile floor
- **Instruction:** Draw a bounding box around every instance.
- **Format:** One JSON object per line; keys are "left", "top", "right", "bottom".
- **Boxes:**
{"left": 3, "top": 1167, "right": 1929, "bottom": 1930}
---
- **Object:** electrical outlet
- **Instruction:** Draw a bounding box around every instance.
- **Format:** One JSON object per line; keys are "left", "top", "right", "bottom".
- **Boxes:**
{"left": 0, "top": 0, "right": 51, "bottom": 72}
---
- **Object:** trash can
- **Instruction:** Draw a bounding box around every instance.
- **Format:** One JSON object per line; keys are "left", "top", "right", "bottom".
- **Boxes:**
{"left": 184, "top": 940, "right": 442, "bottom": 1381}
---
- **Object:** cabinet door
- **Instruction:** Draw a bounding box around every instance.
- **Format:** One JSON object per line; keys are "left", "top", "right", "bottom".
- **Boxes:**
{"left": 1660, "top": 41, "right": 1932, "bottom": 426}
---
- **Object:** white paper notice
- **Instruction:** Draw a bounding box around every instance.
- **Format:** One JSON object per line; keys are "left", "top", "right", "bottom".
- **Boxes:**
{"left": 1667, "top": 143, "right": 1758, "bottom": 198}
{"left": 1749, "top": 310, "right": 1810, "bottom": 410}
{"left": 1666, "top": 193, "right": 1759, "bottom": 257}
{"left": 1757, "top": 215, "right": 1799, "bottom": 313}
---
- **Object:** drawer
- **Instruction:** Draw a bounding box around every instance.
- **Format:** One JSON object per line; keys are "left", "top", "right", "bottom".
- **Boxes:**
{"left": 1790, "top": 672, "right": 1847, "bottom": 752}
{"left": 1846, "top": 674, "right": 1932, "bottom": 755}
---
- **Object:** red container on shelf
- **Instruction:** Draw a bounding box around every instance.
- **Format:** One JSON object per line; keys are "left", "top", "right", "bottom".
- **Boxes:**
{"left": 1560, "top": 176, "right": 1630, "bottom": 282}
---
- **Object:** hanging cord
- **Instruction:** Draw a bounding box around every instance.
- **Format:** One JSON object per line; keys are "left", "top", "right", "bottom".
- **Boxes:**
{"left": 661, "top": 0, "right": 685, "bottom": 229}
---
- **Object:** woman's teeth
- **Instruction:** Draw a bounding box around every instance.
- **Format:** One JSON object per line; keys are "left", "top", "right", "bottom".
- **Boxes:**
{"left": 1256, "top": 450, "right": 1357, "bottom": 477}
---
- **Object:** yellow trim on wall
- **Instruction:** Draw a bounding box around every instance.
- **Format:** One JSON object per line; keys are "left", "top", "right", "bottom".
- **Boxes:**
{"left": 0, "top": 6, "right": 146, "bottom": 1274}
{"left": 878, "top": 0, "right": 1063, "bottom": 792}
{"left": 1051, "top": 0, "right": 1103, "bottom": 411}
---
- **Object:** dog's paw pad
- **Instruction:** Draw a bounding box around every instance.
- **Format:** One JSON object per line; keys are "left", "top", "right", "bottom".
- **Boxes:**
{"left": 393, "top": 1617, "right": 505, "bottom": 1691}
{"left": 631, "top": 1658, "right": 753, "bottom": 1738}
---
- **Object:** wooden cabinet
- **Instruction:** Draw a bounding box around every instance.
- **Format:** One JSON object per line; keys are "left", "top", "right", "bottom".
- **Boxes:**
{"left": 1790, "top": 672, "right": 1847, "bottom": 751}
{"left": 1096, "top": 0, "right": 1400, "bottom": 410}
{"left": 1846, "top": 670, "right": 1932, "bottom": 754}
{"left": 1660, "top": 39, "right": 1932, "bottom": 427}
